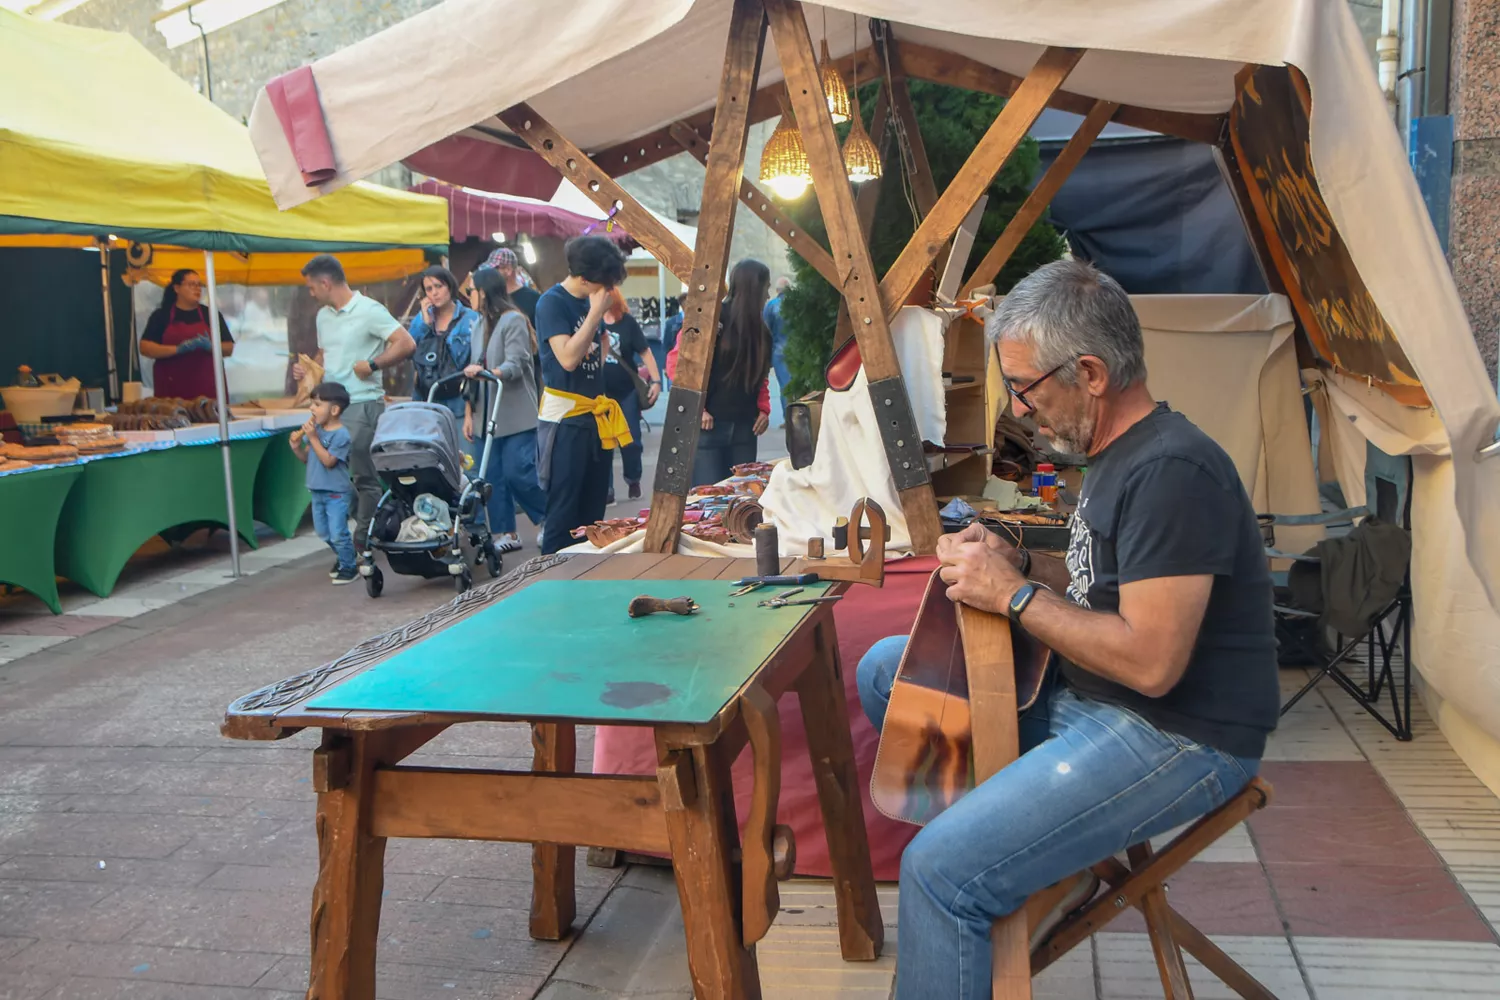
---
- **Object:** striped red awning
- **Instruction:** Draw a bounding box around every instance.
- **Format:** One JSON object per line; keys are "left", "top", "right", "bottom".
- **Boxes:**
{"left": 412, "top": 180, "right": 637, "bottom": 248}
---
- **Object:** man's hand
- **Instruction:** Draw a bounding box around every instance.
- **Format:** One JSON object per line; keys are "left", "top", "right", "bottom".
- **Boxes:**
{"left": 352, "top": 360, "right": 374, "bottom": 379}
{"left": 752, "top": 412, "right": 769, "bottom": 436}
{"left": 937, "top": 530, "right": 1026, "bottom": 614}
{"left": 700, "top": 410, "right": 715, "bottom": 431}
{"left": 589, "top": 288, "right": 611, "bottom": 317}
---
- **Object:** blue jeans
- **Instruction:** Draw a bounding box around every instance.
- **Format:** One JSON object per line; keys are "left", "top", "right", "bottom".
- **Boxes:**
{"left": 771, "top": 346, "right": 793, "bottom": 411}
{"left": 857, "top": 636, "right": 1259, "bottom": 1000}
{"left": 610, "top": 391, "right": 644, "bottom": 486}
{"left": 482, "top": 429, "right": 548, "bottom": 535}
{"left": 309, "top": 489, "right": 355, "bottom": 571}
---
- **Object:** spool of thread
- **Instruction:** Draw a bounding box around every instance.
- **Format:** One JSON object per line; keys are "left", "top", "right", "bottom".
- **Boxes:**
{"left": 754, "top": 522, "right": 779, "bottom": 578}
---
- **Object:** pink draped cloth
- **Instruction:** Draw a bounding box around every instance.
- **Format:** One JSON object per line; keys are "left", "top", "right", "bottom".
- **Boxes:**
{"left": 264, "top": 66, "right": 337, "bottom": 187}
{"left": 591, "top": 557, "right": 936, "bottom": 880}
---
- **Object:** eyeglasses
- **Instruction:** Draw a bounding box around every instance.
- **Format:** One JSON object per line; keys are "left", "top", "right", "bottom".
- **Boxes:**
{"left": 1005, "top": 357, "right": 1077, "bottom": 412}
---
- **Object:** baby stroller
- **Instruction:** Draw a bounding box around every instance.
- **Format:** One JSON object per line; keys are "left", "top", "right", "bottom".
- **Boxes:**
{"left": 360, "top": 370, "right": 503, "bottom": 598}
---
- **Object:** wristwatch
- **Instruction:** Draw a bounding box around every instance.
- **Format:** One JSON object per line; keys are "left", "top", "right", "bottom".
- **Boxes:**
{"left": 369, "top": 359, "right": 381, "bottom": 372}
{"left": 1008, "top": 582, "right": 1039, "bottom": 624}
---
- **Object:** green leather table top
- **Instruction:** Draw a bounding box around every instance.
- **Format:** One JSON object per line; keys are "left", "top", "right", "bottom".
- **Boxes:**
{"left": 307, "top": 579, "right": 830, "bottom": 724}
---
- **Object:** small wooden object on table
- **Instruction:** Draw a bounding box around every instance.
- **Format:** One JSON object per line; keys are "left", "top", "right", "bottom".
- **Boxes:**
{"left": 222, "top": 552, "right": 884, "bottom": 1000}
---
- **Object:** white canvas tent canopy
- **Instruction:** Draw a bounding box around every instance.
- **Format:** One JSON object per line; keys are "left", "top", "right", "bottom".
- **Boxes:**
{"left": 247, "top": 0, "right": 1500, "bottom": 788}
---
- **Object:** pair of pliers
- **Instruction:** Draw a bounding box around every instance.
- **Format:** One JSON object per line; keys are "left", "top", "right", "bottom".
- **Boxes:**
{"left": 757, "top": 587, "right": 843, "bottom": 609}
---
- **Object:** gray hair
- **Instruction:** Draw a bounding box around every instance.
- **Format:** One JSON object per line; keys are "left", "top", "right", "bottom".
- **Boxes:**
{"left": 985, "top": 260, "right": 1146, "bottom": 390}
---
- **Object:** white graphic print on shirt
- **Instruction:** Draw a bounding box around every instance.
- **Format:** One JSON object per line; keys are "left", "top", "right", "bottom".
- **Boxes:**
{"left": 1064, "top": 496, "right": 1094, "bottom": 608}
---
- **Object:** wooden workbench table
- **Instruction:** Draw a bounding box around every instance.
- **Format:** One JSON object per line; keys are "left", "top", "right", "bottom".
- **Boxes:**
{"left": 222, "top": 551, "right": 883, "bottom": 999}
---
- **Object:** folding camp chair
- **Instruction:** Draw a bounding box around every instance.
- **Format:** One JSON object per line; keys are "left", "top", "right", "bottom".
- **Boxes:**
{"left": 1260, "top": 502, "right": 1413, "bottom": 741}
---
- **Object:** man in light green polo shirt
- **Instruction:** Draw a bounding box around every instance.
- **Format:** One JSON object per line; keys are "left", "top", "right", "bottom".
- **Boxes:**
{"left": 294, "top": 254, "right": 415, "bottom": 548}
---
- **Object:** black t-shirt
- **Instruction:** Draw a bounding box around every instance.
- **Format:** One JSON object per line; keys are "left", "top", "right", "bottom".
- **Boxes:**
{"left": 142, "top": 306, "right": 233, "bottom": 344}
{"left": 602, "top": 314, "right": 648, "bottom": 400}
{"left": 511, "top": 285, "right": 541, "bottom": 326}
{"left": 1059, "top": 403, "right": 1278, "bottom": 758}
{"left": 704, "top": 302, "right": 766, "bottom": 423}
{"left": 535, "top": 285, "right": 603, "bottom": 426}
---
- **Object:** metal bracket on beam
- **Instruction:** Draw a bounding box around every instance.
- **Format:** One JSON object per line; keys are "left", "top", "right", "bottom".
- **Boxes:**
{"left": 654, "top": 385, "right": 706, "bottom": 496}
{"left": 867, "top": 375, "right": 930, "bottom": 492}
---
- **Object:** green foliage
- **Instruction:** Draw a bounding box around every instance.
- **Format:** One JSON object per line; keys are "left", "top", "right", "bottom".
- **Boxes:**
{"left": 780, "top": 81, "right": 1066, "bottom": 399}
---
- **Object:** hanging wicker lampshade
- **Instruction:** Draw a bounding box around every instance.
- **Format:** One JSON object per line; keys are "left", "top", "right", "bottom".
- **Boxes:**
{"left": 842, "top": 90, "right": 882, "bottom": 184}
{"left": 759, "top": 92, "right": 812, "bottom": 199}
{"left": 819, "top": 39, "right": 851, "bottom": 124}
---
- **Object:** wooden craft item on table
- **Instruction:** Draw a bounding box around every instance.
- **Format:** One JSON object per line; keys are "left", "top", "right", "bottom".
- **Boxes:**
{"left": 869, "top": 568, "right": 1053, "bottom": 825}
{"left": 801, "top": 497, "right": 887, "bottom": 586}
{"left": 627, "top": 595, "right": 701, "bottom": 618}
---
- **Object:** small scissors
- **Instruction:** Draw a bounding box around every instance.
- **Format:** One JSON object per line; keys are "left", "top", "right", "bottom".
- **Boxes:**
{"left": 757, "top": 587, "right": 843, "bottom": 609}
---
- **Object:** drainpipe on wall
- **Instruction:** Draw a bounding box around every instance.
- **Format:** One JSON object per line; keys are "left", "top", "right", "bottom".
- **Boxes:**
{"left": 1378, "top": 0, "right": 1403, "bottom": 123}
{"left": 1399, "top": 0, "right": 1430, "bottom": 145}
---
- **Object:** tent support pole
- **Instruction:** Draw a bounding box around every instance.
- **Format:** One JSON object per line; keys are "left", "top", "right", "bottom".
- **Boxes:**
{"left": 99, "top": 240, "right": 119, "bottom": 402}
{"left": 766, "top": 0, "right": 944, "bottom": 554}
{"left": 204, "top": 251, "right": 241, "bottom": 579}
{"left": 877, "top": 46, "right": 1085, "bottom": 319}
{"left": 961, "top": 99, "right": 1118, "bottom": 296}
{"left": 641, "top": 0, "right": 769, "bottom": 555}
{"left": 657, "top": 261, "right": 667, "bottom": 344}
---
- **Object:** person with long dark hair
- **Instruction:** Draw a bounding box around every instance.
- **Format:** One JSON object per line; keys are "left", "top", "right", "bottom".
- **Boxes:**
{"left": 601, "top": 288, "right": 662, "bottom": 504}
{"left": 139, "top": 268, "right": 235, "bottom": 399}
{"left": 409, "top": 265, "right": 481, "bottom": 421}
{"left": 463, "top": 268, "right": 548, "bottom": 554}
{"left": 667, "top": 259, "right": 772, "bottom": 485}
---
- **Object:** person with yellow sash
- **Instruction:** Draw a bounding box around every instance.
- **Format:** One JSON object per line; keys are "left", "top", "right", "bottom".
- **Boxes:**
{"left": 534, "top": 236, "right": 631, "bottom": 554}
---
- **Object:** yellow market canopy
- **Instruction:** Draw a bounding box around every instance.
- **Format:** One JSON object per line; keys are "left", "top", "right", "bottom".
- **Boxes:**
{"left": 0, "top": 9, "right": 447, "bottom": 256}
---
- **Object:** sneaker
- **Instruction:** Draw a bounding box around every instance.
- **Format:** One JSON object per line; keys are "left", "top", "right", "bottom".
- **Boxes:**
{"left": 1028, "top": 871, "right": 1099, "bottom": 952}
{"left": 328, "top": 560, "right": 340, "bottom": 579}
{"left": 331, "top": 568, "right": 358, "bottom": 585}
{"left": 627, "top": 480, "right": 642, "bottom": 501}
{"left": 494, "top": 533, "right": 523, "bottom": 554}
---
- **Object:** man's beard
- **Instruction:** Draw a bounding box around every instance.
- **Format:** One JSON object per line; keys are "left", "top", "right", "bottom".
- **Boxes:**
{"left": 1036, "top": 399, "right": 1095, "bottom": 456}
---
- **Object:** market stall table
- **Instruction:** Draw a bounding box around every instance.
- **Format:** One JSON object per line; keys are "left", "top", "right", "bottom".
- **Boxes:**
{"left": 55, "top": 434, "right": 271, "bottom": 597}
{"left": 252, "top": 429, "right": 311, "bottom": 539}
{"left": 0, "top": 463, "right": 84, "bottom": 613}
{"left": 222, "top": 552, "right": 884, "bottom": 1000}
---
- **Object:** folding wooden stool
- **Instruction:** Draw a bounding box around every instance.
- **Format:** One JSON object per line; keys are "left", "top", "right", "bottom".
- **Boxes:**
{"left": 960, "top": 605, "right": 1280, "bottom": 1000}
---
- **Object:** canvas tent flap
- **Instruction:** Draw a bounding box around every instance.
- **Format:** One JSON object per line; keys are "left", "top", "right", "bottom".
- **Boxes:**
{"left": 0, "top": 10, "right": 447, "bottom": 254}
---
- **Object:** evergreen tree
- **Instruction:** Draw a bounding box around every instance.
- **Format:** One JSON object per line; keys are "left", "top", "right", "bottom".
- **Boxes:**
{"left": 780, "top": 81, "right": 1066, "bottom": 399}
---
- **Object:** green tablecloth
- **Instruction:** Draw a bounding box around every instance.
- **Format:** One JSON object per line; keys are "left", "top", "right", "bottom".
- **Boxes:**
{"left": 253, "top": 430, "right": 311, "bottom": 539}
{"left": 0, "top": 464, "right": 84, "bottom": 613}
{"left": 55, "top": 436, "right": 271, "bottom": 598}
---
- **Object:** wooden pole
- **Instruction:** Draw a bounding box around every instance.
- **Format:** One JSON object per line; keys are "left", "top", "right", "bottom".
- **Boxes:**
{"left": 641, "top": 0, "right": 769, "bottom": 553}
{"left": 766, "top": 0, "right": 943, "bottom": 554}
{"left": 961, "top": 100, "right": 1118, "bottom": 296}
{"left": 667, "top": 120, "right": 842, "bottom": 288}
{"left": 496, "top": 105, "right": 695, "bottom": 282}
{"left": 829, "top": 82, "right": 890, "bottom": 357}
{"left": 878, "top": 47, "right": 1085, "bottom": 319}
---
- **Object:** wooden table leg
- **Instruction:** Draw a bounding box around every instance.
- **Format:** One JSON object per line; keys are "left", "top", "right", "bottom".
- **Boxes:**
{"left": 656, "top": 733, "right": 761, "bottom": 1000}
{"left": 308, "top": 730, "right": 388, "bottom": 1000}
{"left": 796, "top": 618, "right": 885, "bottom": 961}
{"left": 1128, "top": 843, "right": 1195, "bottom": 1000}
{"left": 530, "top": 722, "right": 578, "bottom": 940}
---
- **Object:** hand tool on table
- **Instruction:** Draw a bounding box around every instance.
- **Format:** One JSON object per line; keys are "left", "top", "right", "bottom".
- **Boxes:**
{"left": 800, "top": 497, "right": 888, "bottom": 587}
{"left": 627, "top": 595, "right": 701, "bottom": 618}
{"left": 728, "top": 572, "right": 821, "bottom": 597}
{"left": 757, "top": 588, "right": 844, "bottom": 609}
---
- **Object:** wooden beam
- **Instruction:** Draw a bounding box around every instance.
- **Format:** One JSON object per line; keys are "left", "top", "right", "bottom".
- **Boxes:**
{"left": 828, "top": 82, "right": 891, "bottom": 359}
{"left": 368, "top": 766, "right": 672, "bottom": 854}
{"left": 879, "top": 47, "right": 1083, "bottom": 319}
{"left": 894, "top": 40, "right": 1224, "bottom": 145}
{"left": 498, "top": 104, "right": 695, "bottom": 281}
{"left": 591, "top": 46, "right": 883, "bottom": 178}
{"left": 667, "top": 119, "right": 841, "bottom": 288}
{"left": 962, "top": 99, "right": 1118, "bottom": 295}
{"left": 882, "top": 29, "right": 938, "bottom": 216}
{"left": 766, "top": 0, "right": 943, "bottom": 555}
{"left": 642, "top": 0, "right": 768, "bottom": 553}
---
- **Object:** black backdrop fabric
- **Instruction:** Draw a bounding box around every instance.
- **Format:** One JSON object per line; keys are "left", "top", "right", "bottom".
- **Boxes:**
{"left": 1036, "top": 137, "right": 1268, "bottom": 296}
{"left": 0, "top": 248, "right": 134, "bottom": 397}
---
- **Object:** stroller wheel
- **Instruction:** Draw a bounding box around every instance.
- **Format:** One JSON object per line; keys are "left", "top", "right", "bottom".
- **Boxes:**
{"left": 365, "top": 567, "right": 384, "bottom": 598}
{"left": 485, "top": 545, "right": 502, "bottom": 578}
{"left": 454, "top": 568, "right": 473, "bottom": 594}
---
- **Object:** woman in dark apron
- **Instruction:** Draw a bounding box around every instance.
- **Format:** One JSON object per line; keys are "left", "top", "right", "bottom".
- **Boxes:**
{"left": 139, "top": 269, "right": 234, "bottom": 399}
